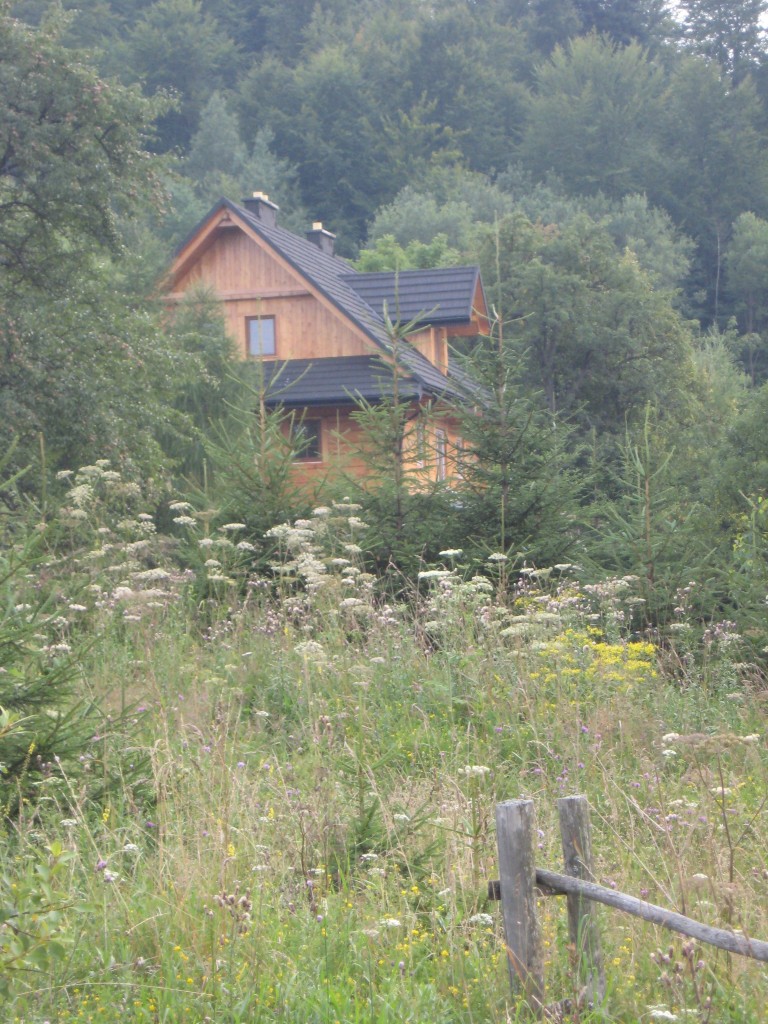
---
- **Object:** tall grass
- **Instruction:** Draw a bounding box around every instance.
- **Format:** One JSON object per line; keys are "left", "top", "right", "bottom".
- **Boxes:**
{"left": 2, "top": 481, "right": 767, "bottom": 1022}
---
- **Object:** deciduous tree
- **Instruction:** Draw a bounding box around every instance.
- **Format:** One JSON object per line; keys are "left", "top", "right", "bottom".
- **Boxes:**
{"left": 0, "top": 5, "right": 164, "bottom": 289}
{"left": 518, "top": 33, "right": 665, "bottom": 201}
{"left": 476, "top": 213, "right": 695, "bottom": 436}
{"left": 650, "top": 57, "right": 768, "bottom": 321}
{"left": 119, "top": 0, "right": 240, "bottom": 151}
{"left": 0, "top": 6, "right": 177, "bottom": 477}
{"left": 676, "top": 0, "right": 768, "bottom": 83}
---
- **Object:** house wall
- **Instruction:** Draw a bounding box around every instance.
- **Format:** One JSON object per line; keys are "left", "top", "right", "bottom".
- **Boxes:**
{"left": 409, "top": 405, "right": 466, "bottom": 487}
{"left": 284, "top": 402, "right": 465, "bottom": 489}
{"left": 409, "top": 326, "right": 448, "bottom": 374}
{"left": 173, "top": 228, "right": 374, "bottom": 361}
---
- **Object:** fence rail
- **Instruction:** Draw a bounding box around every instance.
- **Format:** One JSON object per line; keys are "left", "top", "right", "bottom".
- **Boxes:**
{"left": 489, "top": 796, "right": 768, "bottom": 1016}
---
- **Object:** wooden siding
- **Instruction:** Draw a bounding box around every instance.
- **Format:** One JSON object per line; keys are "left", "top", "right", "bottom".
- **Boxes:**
{"left": 409, "top": 326, "right": 449, "bottom": 374}
{"left": 175, "top": 227, "right": 296, "bottom": 294}
{"left": 283, "top": 402, "right": 465, "bottom": 489}
{"left": 172, "top": 227, "right": 376, "bottom": 361}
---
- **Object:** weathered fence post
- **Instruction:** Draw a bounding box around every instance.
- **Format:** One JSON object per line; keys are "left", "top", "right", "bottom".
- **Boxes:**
{"left": 557, "top": 795, "right": 606, "bottom": 1006}
{"left": 495, "top": 799, "right": 544, "bottom": 1015}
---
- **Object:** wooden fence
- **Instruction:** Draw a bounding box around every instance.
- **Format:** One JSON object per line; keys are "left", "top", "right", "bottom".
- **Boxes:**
{"left": 489, "top": 796, "right": 768, "bottom": 1017}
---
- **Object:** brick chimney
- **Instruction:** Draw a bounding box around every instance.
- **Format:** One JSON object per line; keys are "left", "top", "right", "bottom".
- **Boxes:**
{"left": 243, "top": 191, "right": 279, "bottom": 227}
{"left": 306, "top": 221, "right": 336, "bottom": 256}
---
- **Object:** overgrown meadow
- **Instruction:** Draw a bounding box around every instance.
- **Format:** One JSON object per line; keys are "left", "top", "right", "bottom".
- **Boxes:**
{"left": 2, "top": 462, "right": 768, "bottom": 1024}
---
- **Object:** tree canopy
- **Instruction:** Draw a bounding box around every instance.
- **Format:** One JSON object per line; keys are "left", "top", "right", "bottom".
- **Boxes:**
{"left": 0, "top": 5, "right": 178, "bottom": 476}
{"left": 0, "top": 5, "right": 164, "bottom": 289}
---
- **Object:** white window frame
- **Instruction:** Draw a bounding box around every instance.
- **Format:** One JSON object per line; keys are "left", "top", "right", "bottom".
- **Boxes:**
{"left": 247, "top": 315, "right": 276, "bottom": 357}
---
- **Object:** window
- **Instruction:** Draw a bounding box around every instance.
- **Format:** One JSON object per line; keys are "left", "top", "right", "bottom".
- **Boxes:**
{"left": 291, "top": 419, "right": 322, "bottom": 462}
{"left": 415, "top": 420, "right": 426, "bottom": 468}
{"left": 247, "top": 316, "right": 276, "bottom": 356}
{"left": 435, "top": 429, "right": 447, "bottom": 481}
{"left": 455, "top": 436, "right": 465, "bottom": 479}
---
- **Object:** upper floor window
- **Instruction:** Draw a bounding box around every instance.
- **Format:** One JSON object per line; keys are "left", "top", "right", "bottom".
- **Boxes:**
{"left": 247, "top": 315, "right": 276, "bottom": 357}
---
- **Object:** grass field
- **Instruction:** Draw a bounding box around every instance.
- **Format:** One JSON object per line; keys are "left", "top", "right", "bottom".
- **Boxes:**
{"left": 2, "top": 484, "right": 768, "bottom": 1022}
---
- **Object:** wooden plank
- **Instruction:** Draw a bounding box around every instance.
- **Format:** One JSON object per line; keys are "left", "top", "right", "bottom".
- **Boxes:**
{"left": 535, "top": 868, "right": 768, "bottom": 961}
{"left": 167, "top": 288, "right": 311, "bottom": 302}
{"left": 494, "top": 869, "right": 768, "bottom": 963}
{"left": 557, "top": 795, "right": 606, "bottom": 1005}
{"left": 495, "top": 799, "right": 545, "bottom": 1015}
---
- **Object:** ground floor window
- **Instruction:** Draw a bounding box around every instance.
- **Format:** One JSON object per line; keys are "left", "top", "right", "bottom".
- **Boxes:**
{"left": 455, "top": 436, "right": 465, "bottom": 478}
{"left": 435, "top": 428, "right": 447, "bottom": 480}
{"left": 291, "top": 418, "right": 322, "bottom": 461}
{"left": 415, "top": 419, "right": 426, "bottom": 467}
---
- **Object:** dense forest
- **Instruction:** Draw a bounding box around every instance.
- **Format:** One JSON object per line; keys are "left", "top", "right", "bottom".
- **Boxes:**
{"left": 5, "top": 0, "right": 768, "bottom": 649}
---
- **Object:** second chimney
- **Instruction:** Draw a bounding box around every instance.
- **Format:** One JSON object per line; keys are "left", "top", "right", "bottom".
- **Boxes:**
{"left": 306, "top": 221, "right": 336, "bottom": 256}
{"left": 243, "top": 191, "right": 279, "bottom": 227}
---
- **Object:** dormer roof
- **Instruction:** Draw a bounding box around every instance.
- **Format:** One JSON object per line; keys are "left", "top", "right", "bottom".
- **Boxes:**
{"left": 343, "top": 266, "right": 485, "bottom": 328}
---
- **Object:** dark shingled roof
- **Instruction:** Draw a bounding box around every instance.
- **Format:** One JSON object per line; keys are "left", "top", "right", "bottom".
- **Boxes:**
{"left": 178, "top": 198, "right": 483, "bottom": 404}
{"left": 342, "top": 266, "right": 483, "bottom": 327}
{"left": 258, "top": 356, "right": 425, "bottom": 407}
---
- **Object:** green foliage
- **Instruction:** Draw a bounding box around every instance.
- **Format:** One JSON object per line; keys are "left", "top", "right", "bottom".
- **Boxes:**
{"left": 175, "top": 94, "right": 306, "bottom": 241}
{"left": 450, "top": 318, "right": 581, "bottom": 568}
{"left": 181, "top": 371, "right": 314, "bottom": 570}
{"left": 234, "top": 6, "right": 528, "bottom": 248}
{"left": 345, "top": 397, "right": 459, "bottom": 576}
{"left": 589, "top": 193, "right": 695, "bottom": 293}
{"left": 725, "top": 212, "right": 768, "bottom": 334}
{"left": 354, "top": 481, "right": 465, "bottom": 580}
{"left": 676, "top": 0, "right": 768, "bottom": 83}
{"left": 6, "top": 28, "right": 768, "bottom": 1023}
{"left": 651, "top": 57, "right": 768, "bottom": 321}
{"left": 0, "top": 585, "right": 86, "bottom": 814}
{"left": 724, "top": 212, "right": 768, "bottom": 381}
{"left": 476, "top": 212, "right": 695, "bottom": 436}
{"left": 2, "top": 273, "right": 179, "bottom": 482}
{"left": 0, "top": 840, "right": 80, "bottom": 1004}
{"left": 514, "top": 33, "right": 768, "bottom": 323}
{"left": 571, "top": 0, "right": 672, "bottom": 48}
{"left": 0, "top": 5, "right": 165, "bottom": 291}
{"left": 0, "top": 533, "right": 133, "bottom": 817}
{"left": 366, "top": 167, "right": 516, "bottom": 253}
{"left": 116, "top": 0, "right": 241, "bottom": 152}
{"left": 2, "top": 500, "right": 767, "bottom": 1020}
{"left": 583, "top": 407, "right": 712, "bottom": 622}
{"left": 354, "top": 234, "right": 461, "bottom": 272}
{"left": 185, "top": 90, "right": 250, "bottom": 188}
{"left": 0, "top": 6, "right": 180, "bottom": 481}
{"left": 518, "top": 33, "right": 665, "bottom": 201}
{"left": 0, "top": 454, "right": 170, "bottom": 819}
{"left": 236, "top": 44, "right": 396, "bottom": 248}
{"left": 384, "top": 1, "right": 529, "bottom": 175}
{"left": 496, "top": 172, "right": 695, "bottom": 294}
{"left": 161, "top": 288, "right": 243, "bottom": 480}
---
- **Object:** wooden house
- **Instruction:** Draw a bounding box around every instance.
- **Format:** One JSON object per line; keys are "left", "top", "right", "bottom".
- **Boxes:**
{"left": 166, "top": 193, "right": 489, "bottom": 486}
